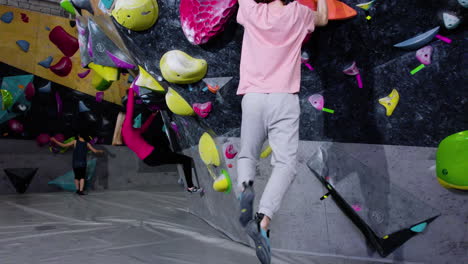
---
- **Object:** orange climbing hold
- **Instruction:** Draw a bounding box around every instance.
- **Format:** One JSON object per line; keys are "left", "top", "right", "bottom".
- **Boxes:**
{"left": 297, "top": 0, "right": 357, "bottom": 20}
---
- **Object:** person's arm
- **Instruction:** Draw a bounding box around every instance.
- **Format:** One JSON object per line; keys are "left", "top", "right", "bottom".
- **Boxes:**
{"left": 314, "top": 0, "right": 328, "bottom": 27}
{"left": 87, "top": 143, "right": 104, "bottom": 154}
{"left": 141, "top": 112, "right": 158, "bottom": 134}
{"left": 51, "top": 137, "right": 75, "bottom": 148}
{"left": 237, "top": 0, "right": 257, "bottom": 25}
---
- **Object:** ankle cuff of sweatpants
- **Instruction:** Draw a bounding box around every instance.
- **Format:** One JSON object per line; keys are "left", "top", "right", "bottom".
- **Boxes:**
{"left": 258, "top": 208, "right": 273, "bottom": 221}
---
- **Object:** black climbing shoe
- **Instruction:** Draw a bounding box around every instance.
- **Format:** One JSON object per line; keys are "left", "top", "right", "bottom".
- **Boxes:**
{"left": 239, "top": 181, "right": 254, "bottom": 227}
{"left": 246, "top": 213, "right": 271, "bottom": 264}
{"left": 187, "top": 187, "right": 203, "bottom": 193}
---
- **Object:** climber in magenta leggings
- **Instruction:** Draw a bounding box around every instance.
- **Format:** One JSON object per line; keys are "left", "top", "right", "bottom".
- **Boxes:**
{"left": 122, "top": 89, "right": 200, "bottom": 193}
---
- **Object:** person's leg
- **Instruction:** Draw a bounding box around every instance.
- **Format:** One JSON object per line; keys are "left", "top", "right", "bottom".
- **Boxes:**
{"left": 237, "top": 93, "right": 268, "bottom": 190}
{"left": 144, "top": 151, "right": 196, "bottom": 189}
{"left": 258, "top": 93, "right": 300, "bottom": 228}
{"left": 245, "top": 94, "right": 299, "bottom": 264}
{"left": 73, "top": 168, "right": 80, "bottom": 193}
{"left": 237, "top": 93, "right": 268, "bottom": 226}
{"left": 79, "top": 178, "right": 85, "bottom": 192}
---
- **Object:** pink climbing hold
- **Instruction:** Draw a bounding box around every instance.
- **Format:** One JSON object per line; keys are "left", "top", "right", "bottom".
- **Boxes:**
{"left": 106, "top": 51, "right": 136, "bottom": 69}
{"left": 352, "top": 204, "right": 362, "bottom": 212}
{"left": 225, "top": 144, "right": 237, "bottom": 159}
{"left": 180, "top": 0, "right": 238, "bottom": 45}
{"left": 308, "top": 94, "right": 324, "bottom": 111}
{"left": 78, "top": 69, "right": 91, "bottom": 78}
{"left": 416, "top": 46, "right": 433, "bottom": 65}
{"left": 24, "top": 82, "right": 35, "bottom": 101}
{"left": 435, "top": 34, "right": 452, "bottom": 44}
{"left": 343, "top": 61, "right": 363, "bottom": 88}
{"left": 36, "top": 133, "right": 50, "bottom": 147}
{"left": 8, "top": 119, "right": 24, "bottom": 134}
{"left": 193, "top": 101, "right": 212, "bottom": 118}
{"left": 49, "top": 26, "right": 79, "bottom": 57}
{"left": 50, "top": 57, "right": 72, "bottom": 77}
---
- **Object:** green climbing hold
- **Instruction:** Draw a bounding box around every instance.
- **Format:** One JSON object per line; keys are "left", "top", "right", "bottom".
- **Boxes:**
{"left": 60, "top": 0, "right": 76, "bottom": 15}
{"left": 1, "top": 89, "right": 14, "bottom": 110}
{"left": 410, "top": 222, "right": 427, "bottom": 233}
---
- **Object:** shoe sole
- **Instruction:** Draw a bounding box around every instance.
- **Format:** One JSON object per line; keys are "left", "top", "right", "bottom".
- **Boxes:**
{"left": 246, "top": 220, "right": 271, "bottom": 264}
{"left": 239, "top": 189, "right": 254, "bottom": 227}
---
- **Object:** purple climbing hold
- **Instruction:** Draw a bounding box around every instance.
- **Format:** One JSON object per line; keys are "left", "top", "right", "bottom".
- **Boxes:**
{"left": 77, "top": 69, "right": 91, "bottom": 78}
{"left": 87, "top": 34, "right": 93, "bottom": 58}
{"left": 16, "top": 40, "right": 30, "bottom": 52}
{"left": 38, "top": 56, "right": 54, "bottom": 68}
{"left": 96, "top": 91, "right": 104, "bottom": 102}
{"left": 1, "top": 12, "right": 13, "bottom": 23}
{"left": 106, "top": 51, "right": 136, "bottom": 69}
{"left": 55, "top": 92, "right": 63, "bottom": 116}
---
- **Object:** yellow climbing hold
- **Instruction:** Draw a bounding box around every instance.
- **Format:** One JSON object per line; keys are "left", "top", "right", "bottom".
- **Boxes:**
{"left": 260, "top": 145, "right": 272, "bottom": 159}
{"left": 383, "top": 235, "right": 389, "bottom": 239}
{"left": 160, "top": 50, "right": 208, "bottom": 84}
{"left": 88, "top": 63, "right": 120, "bottom": 81}
{"left": 165, "top": 87, "right": 195, "bottom": 116}
{"left": 199, "top": 132, "right": 220, "bottom": 166}
{"left": 356, "top": 0, "right": 375, "bottom": 11}
{"left": 112, "top": 0, "right": 159, "bottom": 31}
{"left": 212, "top": 169, "right": 232, "bottom": 193}
{"left": 378, "top": 89, "right": 400, "bottom": 117}
{"left": 136, "top": 66, "right": 165, "bottom": 92}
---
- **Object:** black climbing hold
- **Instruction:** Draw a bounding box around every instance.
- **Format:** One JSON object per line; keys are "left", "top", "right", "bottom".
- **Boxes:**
{"left": 4, "top": 168, "right": 38, "bottom": 194}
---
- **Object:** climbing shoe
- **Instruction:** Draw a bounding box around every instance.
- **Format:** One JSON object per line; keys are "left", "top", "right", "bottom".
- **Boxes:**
{"left": 239, "top": 181, "right": 254, "bottom": 227}
{"left": 246, "top": 213, "right": 271, "bottom": 264}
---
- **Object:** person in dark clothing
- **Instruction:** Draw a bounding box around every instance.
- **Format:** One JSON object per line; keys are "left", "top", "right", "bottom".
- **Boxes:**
{"left": 51, "top": 133, "right": 103, "bottom": 195}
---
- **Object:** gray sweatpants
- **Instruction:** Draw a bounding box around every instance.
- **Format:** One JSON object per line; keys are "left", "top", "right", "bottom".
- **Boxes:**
{"left": 237, "top": 93, "right": 300, "bottom": 219}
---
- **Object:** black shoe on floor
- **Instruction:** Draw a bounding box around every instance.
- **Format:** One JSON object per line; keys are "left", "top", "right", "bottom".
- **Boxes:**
{"left": 239, "top": 181, "right": 254, "bottom": 227}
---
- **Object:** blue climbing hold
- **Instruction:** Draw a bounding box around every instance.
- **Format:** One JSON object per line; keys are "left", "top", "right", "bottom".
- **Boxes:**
{"left": 78, "top": 100, "right": 90, "bottom": 112}
{"left": 1, "top": 12, "right": 13, "bottom": 23}
{"left": 16, "top": 40, "right": 30, "bottom": 52}
{"left": 410, "top": 222, "right": 427, "bottom": 233}
{"left": 38, "top": 56, "right": 54, "bottom": 68}
{"left": 45, "top": 26, "right": 51, "bottom": 31}
{"left": 38, "top": 82, "right": 52, "bottom": 93}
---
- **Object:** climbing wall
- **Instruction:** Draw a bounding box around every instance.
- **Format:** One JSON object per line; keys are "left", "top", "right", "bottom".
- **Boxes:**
{"left": 0, "top": 5, "right": 129, "bottom": 104}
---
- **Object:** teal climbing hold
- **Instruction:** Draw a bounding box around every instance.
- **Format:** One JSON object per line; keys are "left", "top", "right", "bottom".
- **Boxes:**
{"left": 48, "top": 159, "right": 97, "bottom": 191}
{"left": 410, "top": 222, "right": 427, "bottom": 233}
{"left": 16, "top": 40, "right": 30, "bottom": 52}
{"left": 133, "top": 113, "right": 142, "bottom": 128}
{"left": 38, "top": 56, "right": 54, "bottom": 68}
{"left": 100, "top": 0, "right": 114, "bottom": 10}
{"left": 1, "top": 12, "right": 13, "bottom": 23}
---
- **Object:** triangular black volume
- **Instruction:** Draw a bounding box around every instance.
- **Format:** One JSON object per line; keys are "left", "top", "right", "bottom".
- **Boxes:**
{"left": 4, "top": 168, "right": 38, "bottom": 194}
{"left": 322, "top": 182, "right": 439, "bottom": 257}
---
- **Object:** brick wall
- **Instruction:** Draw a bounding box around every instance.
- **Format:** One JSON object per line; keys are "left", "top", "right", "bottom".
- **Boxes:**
{"left": 0, "top": 0, "right": 69, "bottom": 17}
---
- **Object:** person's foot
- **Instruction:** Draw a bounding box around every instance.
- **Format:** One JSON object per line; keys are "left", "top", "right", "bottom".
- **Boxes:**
{"left": 75, "top": 190, "right": 80, "bottom": 194}
{"left": 246, "top": 213, "right": 271, "bottom": 264}
{"left": 187, "top": 187, "right": 202, "bottom": 193}
{"left": 239, "top": 181, "right": 254, "bottom": 227}
{"left": 77, "top": 190, "right": 87, "bottom": 195}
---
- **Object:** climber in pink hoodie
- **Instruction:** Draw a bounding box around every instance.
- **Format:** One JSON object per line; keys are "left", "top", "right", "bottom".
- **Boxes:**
{"left": 122, "top": 89, "right": 201, "bottom": 193}
{"left": 236, "top": 0, "right": 328, "bottom": 263}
